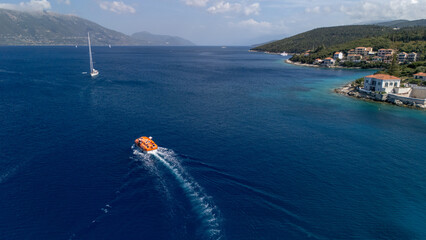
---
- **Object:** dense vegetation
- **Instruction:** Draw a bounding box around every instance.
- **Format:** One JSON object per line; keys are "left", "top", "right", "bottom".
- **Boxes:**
{"left": 252, "top": 25, "right": 393, "bottom": 53}
{"left": 253, "top": 19, "right": 426, "bottom": 54}
{"left": 288, "top": 27, "right": 426, "bottom": 67}
{"left": 375, "top": 19, "right": 426, "bottom": 28}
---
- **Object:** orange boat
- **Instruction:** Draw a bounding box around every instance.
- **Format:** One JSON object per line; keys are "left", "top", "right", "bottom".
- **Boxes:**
{"left": 135, "top": 136, "right": 158, "bottom": 152}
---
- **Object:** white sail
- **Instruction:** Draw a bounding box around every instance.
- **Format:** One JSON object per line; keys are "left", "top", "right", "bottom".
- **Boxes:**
{"left": 88, "top": 32, "right": 93, "bottom": 73}
{"left": 87, "top": 32, "right": 99, "bottom": 77}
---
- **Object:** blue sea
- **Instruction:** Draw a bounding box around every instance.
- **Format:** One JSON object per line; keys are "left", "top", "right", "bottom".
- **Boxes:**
{"left": 1, "top": 46, "right": 425, "bottom": 240}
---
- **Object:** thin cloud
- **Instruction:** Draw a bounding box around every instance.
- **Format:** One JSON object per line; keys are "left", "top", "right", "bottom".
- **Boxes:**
{"left": 305, "top": 6, "right": 332, "bottom": 14}
{"left": 57, "top": 0, "right": 71, "bottom": 5}
{"left": 229, "top": 18, "right": 272, "bottom": 32}
{"left": 99, "top": 1, "right": 136, "bottom": 14}
{"left": 340, "top": 0, "right": 426, "bottom": 20}
{"left": 0, "top": 0, "right": 51, "bottom": 11}
{"left": 207, "top": 1, "right": 260, "bottom": 15}
{"left": 183, "top": 0, "right": 209, "bottom": 7}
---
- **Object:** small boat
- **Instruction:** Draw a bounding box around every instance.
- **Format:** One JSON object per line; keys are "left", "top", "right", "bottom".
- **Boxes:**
{"left": 280, "top": 51, "right": 288, "bottom": 56}
{"left": 88, "top": 32, "right": 99, "bottom": 77}
{"left": 108, "top": 44, "right": 111, "bottom": 48}
{"left": 135, "top": 136, "right": 158, "bottom": 152}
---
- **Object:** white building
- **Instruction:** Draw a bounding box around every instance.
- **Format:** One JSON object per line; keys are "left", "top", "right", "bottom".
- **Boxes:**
{"left": 363, "top": 74, "right": 401, "bottom": 93}
{"left": 314, "top": 58, "right": 323, "bottom": 64}
{"left": 398, "top": 52, "right": 407, "bottom": 63}
{"left": 408, "top": 52, "right": 417, "bottom": 62}
{"left": 355, "top": 47, "right": 373, "bottom": 56}
{"left": 323, "top": 57, "right": 335, "bottom": 65}
{"left": 333, "top": 52, "right": 343, "bottom": 60}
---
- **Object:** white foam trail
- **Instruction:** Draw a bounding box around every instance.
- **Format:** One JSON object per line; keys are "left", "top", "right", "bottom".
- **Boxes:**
{"left": 0, "top": 162, "right": 24, "bottom": 184}
{"left": 149, "top": 148, "right": 222, "bottom": 240}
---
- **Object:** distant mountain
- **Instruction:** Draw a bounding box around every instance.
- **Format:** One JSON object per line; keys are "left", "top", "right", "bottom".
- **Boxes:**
{"left": 252, "top": 25, "right": 393, "bottom": 53}
{"left": 131, "top": 31, "right": 194, "bottom": 46}
{"left": 375, "top": 19, "right": 426, "bottom": 28}
{"left": 0, "top": 9, "right": 194, "bottom": 46}
{"left": 0, "top": 9, "right": 141, "bottom": 46}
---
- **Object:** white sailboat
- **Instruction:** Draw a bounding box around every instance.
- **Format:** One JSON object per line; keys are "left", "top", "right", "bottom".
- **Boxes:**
{"left": 88, "top": 32, "right": 99, "bottom": 77}
{"left": 280, "top": 51, "right": 288, "bottom": 56}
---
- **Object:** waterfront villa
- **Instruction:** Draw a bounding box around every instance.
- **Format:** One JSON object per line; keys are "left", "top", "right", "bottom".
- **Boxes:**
{"left": 314, "top": 58, "right": 323, "bottom": 64}
{"left": 363, "top": 74, "right": 400, "bottom": 93}
{"left": 414, "top": 72, "right": 426, "bottom": 81}
{"left": 333, "top": 52, "right": 343, "bottom": 60}
{"left": 323, "top": 57, "right": 335, "bottom": 65}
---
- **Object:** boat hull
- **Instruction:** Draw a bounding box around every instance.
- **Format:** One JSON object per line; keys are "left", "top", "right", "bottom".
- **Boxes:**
{"left": 90, "top": 69, "right": 99, "bottom": 77}
{"left": 135, "top": 136, "right": 158, "bottom": 152}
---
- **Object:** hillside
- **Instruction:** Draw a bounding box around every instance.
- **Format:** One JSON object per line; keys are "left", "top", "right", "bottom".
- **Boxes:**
{"left": 0, "top": 9, "right": 194, "bottom": 46}
{"left": 0, "top": 9, "right": 141, "bottom": 46}
{"left": 251, "top": 25, "right": 393, "bottom": 53}
{"left": 131, "top": 31, "right": 194, "bottom": 46}
{"left": 376, "top": 19, "right": 426, "bottom": 28}
{"left": 289, "top": 27, "right": 426, "bottom": 65}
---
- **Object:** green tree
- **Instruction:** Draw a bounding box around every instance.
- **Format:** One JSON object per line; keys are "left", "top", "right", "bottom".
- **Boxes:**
{"left": 387, "top": 54, "right": 400, "bottom": 76}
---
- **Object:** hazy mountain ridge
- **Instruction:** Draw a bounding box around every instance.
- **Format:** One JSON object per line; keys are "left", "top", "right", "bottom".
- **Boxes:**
{"left": 0, "top": 9, "right": 194, "bottom": 46}
{"left": 0, "top": 9, "right": 138, "bottom": 45}
{"left": 131, "top": 31, "right": 195, "bottom": 46}
{"left": 375, "top": 19, "right": 426, "bottom": 28}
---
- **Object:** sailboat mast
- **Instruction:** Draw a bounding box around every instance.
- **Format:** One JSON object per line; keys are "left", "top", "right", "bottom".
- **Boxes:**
{"left": 88, "top": 32, "right": 94, "bottom": 73}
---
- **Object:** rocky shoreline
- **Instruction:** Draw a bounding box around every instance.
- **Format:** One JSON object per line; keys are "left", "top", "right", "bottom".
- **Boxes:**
{"left": 285, "top": 59, "right": 319, "bottom": 68}
{"left": 334, "top": 83, "right": 426, "bottom": 109}
{"left": 285, "top": 59, "right": 363, "bottom": 69}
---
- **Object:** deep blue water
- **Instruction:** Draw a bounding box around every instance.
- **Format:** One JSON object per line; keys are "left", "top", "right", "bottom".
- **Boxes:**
{"left": 1, "top": 46, "right": 425, "bottom": 240}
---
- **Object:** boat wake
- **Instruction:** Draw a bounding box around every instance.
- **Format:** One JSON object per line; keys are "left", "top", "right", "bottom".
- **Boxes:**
{"left": 139, "top": 147, "right": 223, "bottom": 240}
{"left": 70, "top": 146, "right": 223, "bottom": 240}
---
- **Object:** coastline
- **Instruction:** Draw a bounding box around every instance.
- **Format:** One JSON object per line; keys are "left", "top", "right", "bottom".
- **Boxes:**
{"left": 251, "top": 50, "right": 425, "bottom": 110}
{"left": 285, "top": 59, "right": 363, "bottom": 69}
{"left": 334, "top": 83, "right": 426, "bottom": 110}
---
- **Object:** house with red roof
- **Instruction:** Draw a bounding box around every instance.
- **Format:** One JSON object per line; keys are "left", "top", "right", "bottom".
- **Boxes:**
{"left": 314, "top": 58, "right": 323, "bottom": 64}
{"left": 323, "top": 57, "right": 335, "bottom": 65}
{"left": 355, "top": 47, "right": 373, "bottom": 56}
{"left": 347, "top": 54, "right": 362, "bottom": 62}
{"left": 363, "top": 74, "right": 401, "bottom": 93}
{"left": 333, "top": 52, "right": 343, "bottom": 60}
{"left": 414, "top": 72, "right": 426, "bottom": 81}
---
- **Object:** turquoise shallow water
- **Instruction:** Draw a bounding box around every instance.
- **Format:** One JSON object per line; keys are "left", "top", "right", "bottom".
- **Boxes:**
{"left": 0, "top": 46, "right": 425, "bottom": 240}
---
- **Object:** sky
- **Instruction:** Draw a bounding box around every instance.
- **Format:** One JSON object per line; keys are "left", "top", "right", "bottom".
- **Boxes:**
{"left": 0, "top": 0, "right": 425, "bottom": 45}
